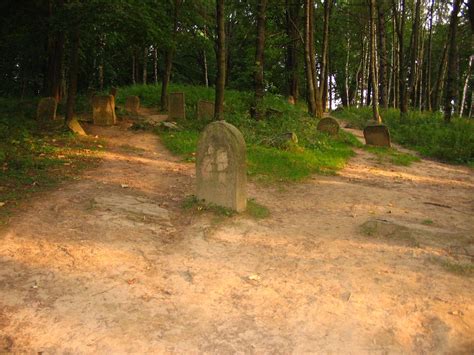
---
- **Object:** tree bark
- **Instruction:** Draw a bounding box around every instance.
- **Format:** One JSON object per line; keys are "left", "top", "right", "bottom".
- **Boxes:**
{"left": 285, "top": 0, "right": 300, "bottom": 102}
{"left": 215, "top": 0, "right": 226, "bottom": 120}
{"left": 143, "top": 47, "right": 148, "bottom": 85}
{"left": 304, "top": 0, "right": 316, "bottom": 116}
{"left": 377, "top": 1, "right": 388, "bottom": 109}
{"left": 65, "top": 28, "right": 80, "bottom": 123}
{"left": 320, "top": 0, "right": 332, "bottom": 112}
{"left": 44, "top": 0, "right": 65, "bottom": 101}
{"left": 344, "top": 37, "right": 351, "bottom": 107}
{"left": 203, "top": 49, "right": 209, "bottom": 87}
{"left": 407, "top": 0, "right": 421, "bottom": 108}
{"left": 393, "top": 0, "right": 408, "bottom": 115}
{"left": 460, "top": 56, "right": 472, "bottom": 116}
{"left": 153, "top": 47, "right": 158, "bottom": 84}
{"left": 253, "top": 0, "right": 268, "bottom": 120}
{"left": 132, "top": 54, "right": 136, "bottom": 85}
{"left": 370, "top": 0, "right": 381, "bottom": 122}
{"left": 433, "top": 41, "right": 448, "bottom": 111}
{"left": 425, "top": 0, "right": 434, "bottom": 111}
{"left": 444, "top": 0, "right": 462, "bottom": 122}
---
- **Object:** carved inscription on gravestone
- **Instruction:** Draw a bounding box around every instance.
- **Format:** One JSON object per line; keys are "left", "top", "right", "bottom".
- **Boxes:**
{"left": 196, "top": 121, "right": 247, "bottom": 212}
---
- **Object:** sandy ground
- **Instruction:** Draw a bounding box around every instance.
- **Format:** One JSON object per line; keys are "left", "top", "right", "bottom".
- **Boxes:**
{"left": 0, "top": 114, "right": 473, "bottom": 354}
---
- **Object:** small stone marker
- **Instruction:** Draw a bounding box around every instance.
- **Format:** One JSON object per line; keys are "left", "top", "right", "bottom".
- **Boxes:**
{"left": 92, "top": 95, "right": 116, "bottom": 126}
{"left": 168, "top": 92, "right": 185, "bottom": 119}
{"left": 288, "top": 96, "right": 295, "bottom": 105}
{"left": 317, "top": 117, "right": 340, "bottom": 136}
{"left": 37, "top": 97, "right": 57, "bottom": 121}
{"left": 67, "top": 118, "right": 87, "bottom": 136}
{"left": 125, "top": 96, "right": 140, "bottom": 115}
{"left": 363, "top": 124, "right": 391, "bottom": 147}
{"left": 196, "top": 121, "right": 247, "bottom": 212}
{"left": 197, "top": 100, "right": 215, "bottom": 120}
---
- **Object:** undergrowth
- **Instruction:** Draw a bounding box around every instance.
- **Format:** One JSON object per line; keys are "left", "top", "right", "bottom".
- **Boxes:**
{"left": 333, "top": 107, "right": 474, "bottom": 165}
{"left": 118, "top": 84, "right": 361, "bottom": 182}
{"left": 0, "top": 97, "right": 103, "bottom": 225}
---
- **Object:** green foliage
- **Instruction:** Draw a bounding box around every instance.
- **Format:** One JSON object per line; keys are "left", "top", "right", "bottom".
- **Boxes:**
{"left": 246, "top": 199, "right": 270, "bottom": 219}
{"left": 364, "top": 146, "right": 420, "bottom": 166}
{"left": 429, "top": 256, "right": 474, "bottom": 277}
{"left": 143, "top": 84, "right": 358, "bottom": 181}
{"left": 0, "top": 98, "right": 102, "bottom": 223}
{"left": 333, "top": 107, "right": 474, "bottom": 165}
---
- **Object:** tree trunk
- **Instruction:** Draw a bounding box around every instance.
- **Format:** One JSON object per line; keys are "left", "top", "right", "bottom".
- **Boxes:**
{"left": 65, "top": 29, "right": 80, "bottom": 123}
{"left": 132, "top": 55, "right": 136, "bottom": 85}
{"left": 433, "top": 41, "right": 448, "bottom": 111}
{"left": 161, "top": 0, "right": 180, "bottom": 111}
{"left": 215, "top": 0, "right": 226, "bottom": 120}
{"left": 344, "top": 37, "right": 351, "bottom": 107}
{"left": 424, "top": 0, "right": 434, "bottom": 110}
{"left": 377, "top": 1, "right": 388, "bottom": 109}
{"left": 253, "top": 0, "right": 268, "bottom": 120}
{"left": 370, "top": 0, "right": 381, "bottom": 123}
{"left": 393, "top": 0, "right": 408, "bottom": 115}
{"left": 285, "top": 0, "right": 300, "bottom": 101}
{"left": 459, "top": 55, "right": 472, "bottom": 116}
{"left": 407, "top": 0, "right": 421, "bottom": 108}
{"left": 203, "top": 49, "right": 209, "bottom": 87}
{"left": 444, "top": 0, "right": 462, "bottom": 122}
{"left": 44, "top": 0, "right": 65, "bottom": 101}
{"left": 153, "top": 47, "right": 158, "bottom": 84}
{"left": 143, "top": 47, "right": 148, "bottom": 85}
{"left": 304, "top": 0, "right": 316, "bottom": 116}
{"left": 320, "top": 0, "right": 332, "bottom": 112}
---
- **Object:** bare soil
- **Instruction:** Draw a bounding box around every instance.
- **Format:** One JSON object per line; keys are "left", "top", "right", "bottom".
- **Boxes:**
{"left": 1, "top": 115, "right": 473, "bottom": 353}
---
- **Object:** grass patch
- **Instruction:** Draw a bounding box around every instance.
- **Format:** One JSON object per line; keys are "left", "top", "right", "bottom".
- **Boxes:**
{"left": 333, "top": 107, "right": 474, "bottom": 165}
{"left": 246, "top": 199, "right": 270, "bottom": 219}
{"left": 421, "top": 219, "right": 434, "bottom": 225}
{"left": 364, "top": 146, "right": 420, "bottom": 166}
{"left": 123, "top": 83, "right": 361, "bottom": 182}
{"left": 0, "top": 97, "right": 103, "bottom": 225}
{"left": 429, "top": 256, "right": 473, "bottom": 277}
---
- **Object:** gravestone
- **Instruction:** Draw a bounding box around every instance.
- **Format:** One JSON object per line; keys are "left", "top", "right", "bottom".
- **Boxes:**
{"left": 363, "top": 124, "right": 391, "bottom": 147}
{"left": 92, "top": 95, "right": 116, "bottom": 126}
{"left": 168, "top": 92, "right": 186, "bottom": 119}
{"left": 197, "top": 100, "right": 215, "bottom": 120}
{"left": 125, "top": 96, "right": 140, "bottom": 115}
{"left": 37, "top": 97, "right": 57, "bottom": 121}
{"left": 317, "top": 117, "right": 340, "bottom": 136}
{"left": 288, "top": 96, "right": 295, "bottom": 105}
{"left": 109, "top": 87, "right": 118, "bottom": 98}
{"left": 68, "top": 118, "right": 87, "bottom": 136}
{"left": 196, "top": 121, "right": 247, "bottom": 212}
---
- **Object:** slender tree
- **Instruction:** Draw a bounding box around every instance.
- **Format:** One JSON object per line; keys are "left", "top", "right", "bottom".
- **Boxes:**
{"left": 377, "top": 0, "right": 388, "bottom": 109}
{"left": 253, "top": 0, "right": 268, "bottom": 120}
{"left": 444, "top": 0, "right": 462, "bottom": 122}
{"left": 369, "top": 0, "right": 381, "bottom": 123}
{"left": 285, "top": 0, "right": 300, "bottom": 102}
{"left": 214, "top": 0, "right": 226, "bottom": 120}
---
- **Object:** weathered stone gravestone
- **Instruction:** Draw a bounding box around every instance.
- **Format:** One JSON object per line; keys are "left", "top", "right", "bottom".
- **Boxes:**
{"left": 92, "top": 95, "right": 116, "bottom": 126}
{"left": 197, "top": 100, "right": 215, "bottom": 120}
{"left": 168, "top": 92, "right": 186, "bottom": 119}
{"left": 37, "top": 97, "right": 58, "bottom": 121}
{"left": 317, "top": 117, "right": 340, "bottom": 136}
{"left": 125, "top": 96, "right": 140, "bottom": 115}
{"left": 363, "top": 124, "right": 391, "bottom": 147}
{"left": 287, "top": 95, "right": 295, "bottom": 105}
{"left": 196, "top": 121, "right": 247, "bottom": 212}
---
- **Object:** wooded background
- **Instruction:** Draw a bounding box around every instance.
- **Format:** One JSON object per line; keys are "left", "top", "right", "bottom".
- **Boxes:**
{"left": 0, "top": 0, "right": 472, "bottom": 122}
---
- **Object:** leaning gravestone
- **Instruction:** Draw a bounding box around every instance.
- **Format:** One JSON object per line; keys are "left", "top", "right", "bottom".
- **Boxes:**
{"left": 37, "top": 97, "right": 58, "bottom": 121}
{"left": 92, "top": 95, "right": 116, "bottom": 126}
{"left": 168, "top": 92, "right": 186, "bottom": 119}
{"left": 363, "top": 124, "right": 391, "bottom": 147}
{"left": 317, "top": 117, "right": 340, "bottom": 136}
{"left": 125, "top": 96, "right": 140, "bottom": 115}
{"left": 197, "top": 100, "right": 215, "bottom": 120}
{"left": 196, "top": 121, "right": 247, "bottom": 212}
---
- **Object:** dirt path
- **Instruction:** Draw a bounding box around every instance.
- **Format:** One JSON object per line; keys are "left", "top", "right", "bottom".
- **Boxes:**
{"left": 1, "top": 116, "right": 473, "bottom": 353}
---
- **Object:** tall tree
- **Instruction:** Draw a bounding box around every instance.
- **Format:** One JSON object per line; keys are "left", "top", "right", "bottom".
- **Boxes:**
{"left": 253, "top": 0, "right": 268, "bottom": 120}
{"left": 407, "top": 0, "right": 421, "bottom": 108}
{"left": 304, "top": 0, "right": 316, "bottom": 116}
{"left": 377, "top": 1, "right": 388, "bottom": 109}
{"left": 369, "top": 0, "right": 381, "bottom": 123}
{"left": 214, "top": 0, "right": 226, "bottom": 120}
{"left": 444, "top": 0, "right": 462, "bottom": 122}
{"left": 285, "top": 0, "right": 300, "bottom": 102}
{"left": 320, "top": 0, "right": 332, "bottom": 111}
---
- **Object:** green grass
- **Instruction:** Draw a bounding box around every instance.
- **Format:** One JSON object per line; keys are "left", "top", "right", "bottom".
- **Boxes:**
{"left": 333, "top": 107, "right": 474, "bottom": 165}
{"left": 246, "top": 199, "right": 270, "bottom": 219}
{"left": 364, "top": 146, "right": 420, "bottom": 166}
{"left": 0, "top": 97, "right": 103, "bottom": 225}
{"left": 118, "top": 83, "right": 361, "bottom": 182}
{"left": 429, "top": 256, "right": 473, "bottom": 277}
{"left": 181, "top": 195, "right": 269, "bottom": 218}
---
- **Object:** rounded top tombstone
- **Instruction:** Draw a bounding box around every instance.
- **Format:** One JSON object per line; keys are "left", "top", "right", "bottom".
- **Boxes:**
{"left": 196, "top": 121, "right": 247, "bottom": 212}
